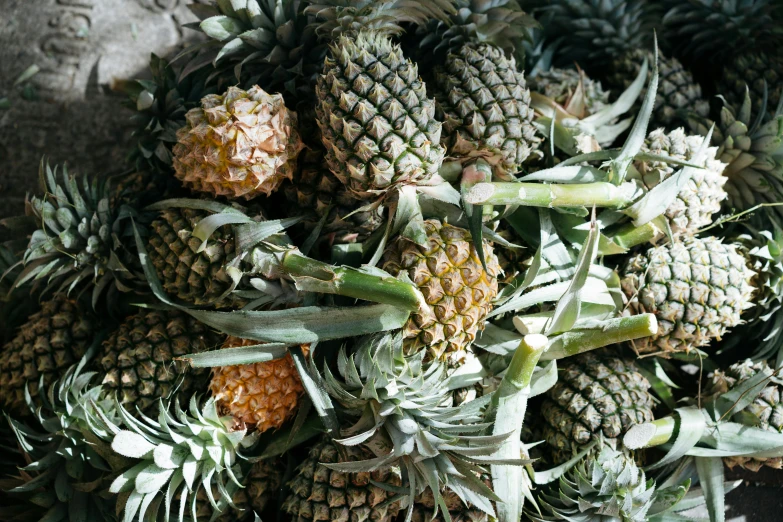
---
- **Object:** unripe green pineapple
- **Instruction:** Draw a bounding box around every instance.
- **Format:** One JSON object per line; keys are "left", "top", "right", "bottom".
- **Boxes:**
{"left": 315, "top": 31, "right": 446, "bottom": 200}
{"left": 281, "top": 437, "right": 402, "bottom": 522}
{"left": 632, "top": 128, "right": 727, "bottom": 237}
{"left": 0, "top": 296, "right": 94, "bottom": 416}
{"left": 721, "top": 52, "right": 783, "bottom": 118}
{"left": 621, "top": 236, "right": 756, "bottom": 356}
{"left": 380, "top": 219, "right": 500, "bottom": 364}
{"left": 707, "top": 359, "right": 783, "bottom": 472}
{"left": 97, "top": 308, "right": 222, "bottom": 414}
{"left": 173, "top": 85, "right": 304, "bottom": 200}
{"left": 537, "top": 351, "right": 655, "bottom": 465}
{"left": 434, "top": 42, "right": 540, "bottom": 175}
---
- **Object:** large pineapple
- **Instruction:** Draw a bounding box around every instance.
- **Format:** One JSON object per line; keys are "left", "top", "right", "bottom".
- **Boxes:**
{"left": 526, "top": 441, "right": 687, "bottom": 522}
{"left": 536, "top": 350, "right": 655, "bottom": 465}
{"left": 688, "top": 89, "right": 783, "bottom": 225}
{"left": 210, "top": 336, "right": 306, "bottom": 433}
{"left": 282, "top": 436, "right": 403, "bottom": 522}
{"left": 172, "top": 85, "right": 304, "bottom": 200}
{"left": 630, "top": 128, "right": 727, "bottom": 237}
{"left": 97, "top": 308, "right": 222, "bottom": 414}
{"left": 380, "top": 219, "right": 500, "bottom": 364}
{"left": 0, "top": 296, "right": 94, "bottom": 416}
{"left": 707, "top": 359, "right": 783, "bottom": 472}
{"left": 621, "top": 236, "right": 756, "bottom": 356}
{"left": 532, "top": 0, "right": 709, "bottom": 128}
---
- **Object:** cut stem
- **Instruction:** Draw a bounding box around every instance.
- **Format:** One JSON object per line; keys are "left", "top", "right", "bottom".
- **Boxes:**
{"left": 487, "top": 334, "right": 548, "bottom": 421}
{"left": 464, "top": 182, "right": 639, "bottom": 209}
{"left": 623, "top": 417, "right": 676, "bottom": 450}
{"left": 541, "top": 313, "right": 658, "bottom": 360}
{"left": 610, "top": 221, "right": 662, "bottom": 249}
{"left": 281, "top": 251, "right": 427, "bottom": 313}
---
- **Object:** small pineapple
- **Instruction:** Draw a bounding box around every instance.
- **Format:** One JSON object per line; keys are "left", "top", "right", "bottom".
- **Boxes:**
{"left": 526, "top": 441, "right": 687, "bottom": 522}
{"left": 536, "top": 350, "right": 655, "bottom": 465}
{"left": 380, "top": 219, "right": 500, "bottom": 364}
{"left": 0, "top": 296, "right": 94, "bottom": 416}
{"left": 707, "top": 359, "right": 783, "bottom": 472}
{"left": 621, "top": 236, "right": 756, "bottom": 356}
{"left": 631, "top": 128, "right": 727, "bottom": 237}
{"left": 210, "top": 336, "right": 306, "bottom": 433}
{"left": 528, "top": 67, "right": 611, "bottom": 118}
{"left": 282, "top": 436, "right": 403, "bottom": 522}
{"left": 172, "top": 85, "right": 303, "bottom": 200}
{"left": 97, "top": 308, "right": 222, "bottom": 414}
{"left": 434, "top": 42, "right": 540, "bottom": 175}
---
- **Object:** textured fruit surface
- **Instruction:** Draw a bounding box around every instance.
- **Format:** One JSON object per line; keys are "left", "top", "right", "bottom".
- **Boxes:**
{"left": 621, "top": 236, "right": 755, "bottom": 355}
{"left": 0, "top": 296, "right": 93, "bottom": 415}
{"left": 98, "top": 308, "right": 221, "bottom": 413}
{"left": 435, "top": 42, "right": 538, "bottom": 174}
{"left": 147, "top": 207, "right": 243, "bottom": 307}
{"left": 411, "top": 480, "right": 490, "bottom": 522}
{"left": 708, "top": 359, "right": 783, "bottom": 472}
{"left": 210, "top": 337, "right": 306, "bottom": 433}
{"left": 528, "top": 67, "right": 610, "bottom": 117}
{"left": 538, "top": 351, "right": 655, "bottom": 465}
{"left": 193, "top": 459, "right": 284, "bottom": 521}
{"left": 722, "top": 51, "right": 782, "bottom": 119}
{"left": 635, "top": 128, "right": 727, "bottom": 236}
{"left": 282, "top": 437, "right": 402, "bottom": 522}
{"left": 381, "top": 219, "right": 500, "bottom": 364}
{"left": 316, "top": 32, "right": 445, "bottom": 199}
{"left": 173, "top": 85, "right": 303, "bottom": 200}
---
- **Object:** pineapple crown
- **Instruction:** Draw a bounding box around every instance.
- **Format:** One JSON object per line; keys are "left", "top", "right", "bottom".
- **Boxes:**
{"left": 706, "top": 359, "right": 783, "bottom": 432}
{"left": 527, "top": 441, "right": 687, "bottom": 522}
{"left": 15, "top": 161, "right": 143, "bottom": 307}
{"left": 662, "top": 0, "right": 783, "bottom": 60}
{"left": 183, "top": 0, "right": 327, "bottom": 104}
{"left": 102, "top": 396, "right": 259, "bottom": 522}
{"left": 305, "top": 0, "right": 456, "bottom": 40}
{"left": 407, "top": 0, "right": 537, "bottom": 67}
{"left": 3, "top": 357, "right": 122, "bottom": 520}
{"left": 320, "top": 332, "right": 507, "bottom": 521}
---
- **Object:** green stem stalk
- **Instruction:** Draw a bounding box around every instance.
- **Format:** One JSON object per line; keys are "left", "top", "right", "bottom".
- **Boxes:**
{"left": 281, "top": 251, "right": 427, "bottom": 313}
{"left": 610, "top": 221, "right": 663, "bottom": 249}
{"left": 623, "top": 417, "right": 676, "bottom": 450}
{"left": 487, "top": 334, "right": 548, "bottom": 422}
{"left": 541, "top": 313, "right": 658, "bottom": 360}
{"left": 464, "top": 182, "right": 638, "bottom": 208}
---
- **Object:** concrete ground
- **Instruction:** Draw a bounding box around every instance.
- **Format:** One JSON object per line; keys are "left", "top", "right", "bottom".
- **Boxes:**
{"left": 1, "top": 1, "right": 782, "bottom": 519}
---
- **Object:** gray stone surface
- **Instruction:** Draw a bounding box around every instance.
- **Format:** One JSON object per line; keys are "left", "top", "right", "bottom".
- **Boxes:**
{"left": 0, "top": 0, "right": 197, "bottom": 220}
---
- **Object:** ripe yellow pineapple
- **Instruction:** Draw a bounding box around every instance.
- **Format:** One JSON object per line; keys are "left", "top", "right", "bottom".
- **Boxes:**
{"left": 210, "top": 337, "right": 307, "bottom": 432}
{"left": 173, "top": 85, "right": 303, "bottom": 200}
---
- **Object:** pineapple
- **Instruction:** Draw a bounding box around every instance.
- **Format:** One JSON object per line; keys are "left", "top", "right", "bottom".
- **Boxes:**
{"left": 528, "top": 67, "right": 611, "bottom": 118}
{"left": 411, "top": 486, "right": 489, "bottom": 522}
{"left": 281, "top": 436, "right": 403, "bottom": 522}
{"left": 630, "top": 128, "right": 728, "bottom": 237}
{"left": 620, "top": 236, "right": 756, "bottom": 356}
{"left": 688, "top": 89, "right": 783, "bottom": 225}
{"left": 536, "top": 350, "right": 655, "bottom": 465}
{"left": 380, "top": 219, "right": 500, "bottom": 364}
{"left": 532, "top": 0, "right": 709, "bottom": 128}
{"left": 97, "top": 308, "right": 222, "bottom": 414}
{"left": 434, "top": 42, "right": 540, "bottom": 175}
{"left": 721, "top": 51, "right": 783, "bottom": 118}
{"left": 209, "top": 336, "right": 306, "bottom": 433}
{"left": 310, "top": 1, "right": 451, "bottom": 199}
{"left": 172, "top": 85, "right": 304, "bottom": 200}
{"left": 526, "top": 441, "right": 687, "bottom": 522}
{"left": 281, "top": 148, "right": 384, "bottom": 246}
{"left": 706, "top": 359, "right": 783, "bottom": 471}
{"left": 0, "top": 296, "right": 94, "bottom": 416}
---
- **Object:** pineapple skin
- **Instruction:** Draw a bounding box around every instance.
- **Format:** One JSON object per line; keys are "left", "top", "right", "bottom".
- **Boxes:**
{"left": 193, "top": 459, "right": 284, "bottom": 521}
{"left": 434, "top": 42, "right": 540, "bottom": 174}
{"left": 97, "top": 308, "right": 222, "bottom": 414}
{"left": 537, "top": 351, "right": 655, "bottom": 465}
{"left": 708, "top": 359, "right": 783, "bottom": 472}
{"left": 315, "top": 32, "right": 445, "bottom": 200}
{"left": 282, "top": 437, "right": 402, "bottom": 522}
{"left": 381, "top": 219, "right": 500, "bottom": 365}
{"left": 173, "top": 85, "right": 303, "bottom": 200}
{"left": 210, "top": 337, "right": 306, "bottom": 433}
{"left": 0, "top": 296, "right": 94, "bottom": 416}
{"left": 621, "top": 236, "right": 756, "bottom": 356}
{"left": 721, "top": 51, "right": 783, "bottom": 119}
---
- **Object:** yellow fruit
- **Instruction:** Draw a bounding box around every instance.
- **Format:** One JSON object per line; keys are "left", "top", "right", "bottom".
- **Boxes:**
{"left": 210, "top": 337, "right": 306, "bottom": 432}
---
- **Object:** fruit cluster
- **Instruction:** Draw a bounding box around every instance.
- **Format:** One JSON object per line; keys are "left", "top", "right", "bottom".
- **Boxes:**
{"left": 2, "top": 1, "right": 783, "bottom": 521}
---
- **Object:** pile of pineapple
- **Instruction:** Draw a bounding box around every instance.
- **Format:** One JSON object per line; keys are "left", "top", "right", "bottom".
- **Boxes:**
{"left": 2, "top": 1, "right": 783, "bottom": 521}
